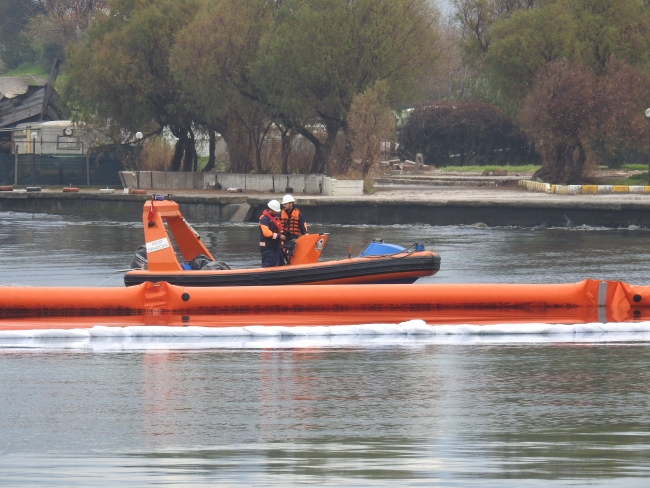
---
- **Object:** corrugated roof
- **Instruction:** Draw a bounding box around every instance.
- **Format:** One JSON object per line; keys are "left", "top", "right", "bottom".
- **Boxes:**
{"left": 0, "top": 85, "right": 66, "bottom": 128}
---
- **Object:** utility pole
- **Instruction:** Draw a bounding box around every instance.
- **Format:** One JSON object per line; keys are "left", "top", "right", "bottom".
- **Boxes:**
{"left": 646, "top": 109, "right": 650, "bottom": 185}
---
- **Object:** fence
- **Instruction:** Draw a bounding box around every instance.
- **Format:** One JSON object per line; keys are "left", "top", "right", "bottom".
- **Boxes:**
{"left": 0, "top": 145, "right": 131, "bottom": 186}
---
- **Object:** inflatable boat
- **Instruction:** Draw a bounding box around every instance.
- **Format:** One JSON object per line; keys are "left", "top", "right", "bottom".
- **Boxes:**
{"left": 123, "top": 197, "right": 440, "bottom": 287}
{"left": 0, "top": 280, "right": 648, "bottom": 327}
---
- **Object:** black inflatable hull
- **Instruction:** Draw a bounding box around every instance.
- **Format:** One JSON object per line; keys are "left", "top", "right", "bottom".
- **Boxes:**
{"left": 124, "top": 253, "right": 440, "bottom": 287}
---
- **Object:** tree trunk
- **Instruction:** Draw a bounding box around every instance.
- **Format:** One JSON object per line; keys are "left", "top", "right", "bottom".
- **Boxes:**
{"left": 338, "top": 129, "right": 355, "bottom": 174}
{"left": 533, "top": 143, "right": 566, "bottom": 183}
{"left": 202, "top": 130, "right": 216, "bottom": 172}
{"left": 280, "top": 126, "right": 292, "bottom": 174}
{"left": 566, "top": 141, "right": 586, "bottom": 184}
{"left": 182, "top": 126, "right": 197, "bottom": 172}
{"left": 301, "top": 125, "right": 338, "bottom": 174}
{"left": 170, "top": 139, "right": 184, "bottom": 172}
{"left": 221, "top": 126, "right": 251, "bottom": 173}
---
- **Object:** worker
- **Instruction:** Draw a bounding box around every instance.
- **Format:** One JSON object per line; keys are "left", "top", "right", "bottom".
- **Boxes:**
{"left": 280, "top": 194, "right": 308, "bottom": 241}
{"left": 259, "top": 200, "right": 286, "bottom": 267}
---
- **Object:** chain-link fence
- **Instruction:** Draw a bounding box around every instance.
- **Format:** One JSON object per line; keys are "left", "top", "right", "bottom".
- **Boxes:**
{"left": 0, "top": 145, "right": 133, "bottom": 186}
{"left": 0, "top": 154, "right": 14, "bottom": 186}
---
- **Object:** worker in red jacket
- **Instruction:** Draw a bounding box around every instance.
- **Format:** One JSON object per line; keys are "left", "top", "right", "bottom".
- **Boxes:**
{"left": 259, "top": 200, "right": 286, "bottom": 267}
{"left": 280, "top": 194, "right": 308, "bottom": 241}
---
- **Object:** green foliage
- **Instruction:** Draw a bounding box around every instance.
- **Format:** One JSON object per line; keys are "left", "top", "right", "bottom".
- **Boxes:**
{"left": 0, "top": 0, "right": 41, "bottom": 69}
{"left": 64, "top": 0, "right": 200, "bottom": 129}
{"left": 0, "top": 63, "right": 47, "bottom": 78}
{"left": 622, "top": 164, "right": 650, "bottom": 171}
{"left": 170, "top": 0, "right": 272, "bottom": 127}
{"left": 612, "top": 172, "right": 648, "bottom": 185}
{"left": 486, "top": 0, "right": 650, "bottom": 108}
{"left": 58, "top": 0, "right": 441, "bottom": 174}
{"left": 363, "top": 178, "right": 376, "bottom": 194}
{"left": 486, "top": 3, "right": 577, "bottom": 103}
{"left": 255, "top": 0, "right": 440, "bottom": 172}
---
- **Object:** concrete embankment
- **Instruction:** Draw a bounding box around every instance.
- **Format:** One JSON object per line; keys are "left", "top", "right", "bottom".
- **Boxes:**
{"left": 2, "top": 189, "right": 650, "bottom": 227}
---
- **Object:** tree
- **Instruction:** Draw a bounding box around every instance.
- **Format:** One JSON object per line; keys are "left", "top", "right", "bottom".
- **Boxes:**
{"left": 255, "top": 0, "right": 440, "bottom": 173}
{"left": 63, "top": 0, "right": 201, "bottom": 171}
{"left": 485, "top": 0, "right": 650, "bottom": 107}
{"left": 452, "top": 0, "right": 541, "bottom": 59}
{"left": 23, "top": 1, "right": 108, "bottom": 69}
{"left": 0, "top": 0, "right": 42, "bottom": 69}
{"left": 518, "top": 59, "right": 650, "bottom": 183}
{"left": 518, "top": 61, "right": 595, "bottom": 183}
{"left": 346, "top": 80, "right": 395, "bottom": 177}
{"left": 485, "top": 2, "right": 576, "bottom": 103}
{"left": 170, "top": 0, "right": 275, "bottom": 173}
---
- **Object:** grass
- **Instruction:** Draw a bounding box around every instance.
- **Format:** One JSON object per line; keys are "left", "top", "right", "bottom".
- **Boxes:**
{"left": 197, "top": 156, "right": 227, "bottom": 172}
{"left": 612, "top": 172, "right": 649, "bottom": 185}
{"left": 436, "top": 164, "right": 540, "bottom": 173}
{"left": 622, "top": 164, "right": 649, "bottom": 171}
{"left": 0, "top": 62, "right": 48, "bottom": 78}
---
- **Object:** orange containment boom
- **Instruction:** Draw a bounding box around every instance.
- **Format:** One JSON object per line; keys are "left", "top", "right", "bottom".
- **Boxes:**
{"left": 0, "top": 280, "right": 649, "bottom": 326}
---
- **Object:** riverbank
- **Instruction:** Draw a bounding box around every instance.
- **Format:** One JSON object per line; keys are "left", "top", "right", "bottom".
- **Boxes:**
{"left": 2, "top": 183, "right": 650, "bottom": 227}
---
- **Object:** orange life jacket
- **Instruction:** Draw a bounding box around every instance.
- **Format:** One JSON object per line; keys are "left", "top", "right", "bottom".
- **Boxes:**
{"left": 281, "top": 207, "right": 304, "bottom": 237}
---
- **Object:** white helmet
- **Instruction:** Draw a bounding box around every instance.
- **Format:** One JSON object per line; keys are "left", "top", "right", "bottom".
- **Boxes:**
{"left": 282, "top": 194, "right": 295, "bottom": 204}
{"left": 267, "top": 200, "right": 281, "bottom": 212}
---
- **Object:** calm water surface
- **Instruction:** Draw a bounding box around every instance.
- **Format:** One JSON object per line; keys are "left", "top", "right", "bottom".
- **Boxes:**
{"left": 1, "top": 212, "right": 650, "bottom": 486}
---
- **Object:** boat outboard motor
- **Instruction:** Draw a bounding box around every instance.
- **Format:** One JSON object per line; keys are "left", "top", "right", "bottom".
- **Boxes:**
{"left": 283, "top": 240, "right": 297, "bottom": 257}
{"left": 130, "top": 245, "right": 148, "bottom": 270}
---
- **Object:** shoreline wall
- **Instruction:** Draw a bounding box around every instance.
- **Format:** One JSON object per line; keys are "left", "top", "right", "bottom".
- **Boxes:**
{"left": 119, "top": 171, "right": 363, "bottom": 196}
{"left": 1, "top": 193, "right": 650, "bottom": 228}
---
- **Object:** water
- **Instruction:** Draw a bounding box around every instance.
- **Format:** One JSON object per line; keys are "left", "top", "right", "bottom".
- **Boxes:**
{"left": 2, "top": 212, "right": 650, "bottom": 286}
{"left": 2, "top": 211, "right": 650, "bottom": 486}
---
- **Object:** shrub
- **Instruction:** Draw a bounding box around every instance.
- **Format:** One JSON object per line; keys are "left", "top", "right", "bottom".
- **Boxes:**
{"left": 398, "top": 101, "right": 538, "bottom": 167}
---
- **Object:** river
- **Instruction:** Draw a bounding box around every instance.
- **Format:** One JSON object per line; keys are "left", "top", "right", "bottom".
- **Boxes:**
{"left": 1, "top": 211, "right": 650, "bottom": 486}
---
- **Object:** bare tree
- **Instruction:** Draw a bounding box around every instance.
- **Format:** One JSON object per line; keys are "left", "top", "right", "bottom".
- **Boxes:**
{"left": 31, "top": 0, "right": 108, "bottom": 42}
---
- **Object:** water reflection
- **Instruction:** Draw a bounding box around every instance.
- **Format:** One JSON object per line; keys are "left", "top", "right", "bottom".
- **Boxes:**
{"left": 3, "top": 212, "right": 650, "bottom": 485}
{"left": 2, "top": 345, "right": 650, "bottom": 485}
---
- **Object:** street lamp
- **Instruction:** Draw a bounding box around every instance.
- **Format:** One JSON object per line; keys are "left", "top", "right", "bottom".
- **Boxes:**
{"left": 30, "top": 131, "right": 38, "bottom": 186}
{"left": 645, "top": 109, "right": 650, "bottom": 185}
{"left": 135, "top": 131, "right": 143, "bottom": 189}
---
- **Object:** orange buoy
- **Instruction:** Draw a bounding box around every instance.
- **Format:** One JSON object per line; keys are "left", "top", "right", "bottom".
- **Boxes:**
{"left": 0, "top": 185, "right": 13, "bottom": 191}
{"left": 130, "top": 189, "right": 147, "bottom": 194}
{"left": 62, "top": 187, "right": 79, "bottom": 193}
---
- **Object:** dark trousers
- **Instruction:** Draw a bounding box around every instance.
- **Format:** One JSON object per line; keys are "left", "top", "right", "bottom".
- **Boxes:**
{"left": 261, "top": 248, "right": 285, "bottom": 268}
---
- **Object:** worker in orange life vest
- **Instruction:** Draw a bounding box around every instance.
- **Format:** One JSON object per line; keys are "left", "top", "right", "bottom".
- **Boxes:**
{"left": 259, "top": 200, "right": 286, "bottom": 267}
{"left": 280, "top": 194, "right": 308, "bottom": 241}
